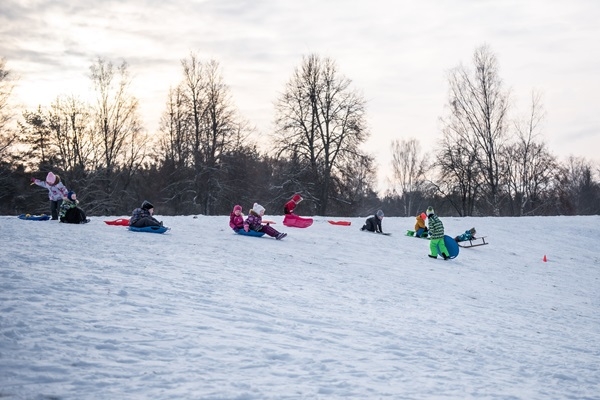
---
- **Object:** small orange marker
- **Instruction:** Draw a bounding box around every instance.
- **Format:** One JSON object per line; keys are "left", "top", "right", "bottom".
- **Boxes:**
{"left": 543, "top": 255, "right": 547, "bottom": 262}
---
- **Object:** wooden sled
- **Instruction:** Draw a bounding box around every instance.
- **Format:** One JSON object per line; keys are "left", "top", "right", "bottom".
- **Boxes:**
{"left": 457, "top": 236, "right": 488, "bottom": 248}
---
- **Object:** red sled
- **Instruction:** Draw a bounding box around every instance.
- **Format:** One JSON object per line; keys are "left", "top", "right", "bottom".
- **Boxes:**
{"left": 328, "top": 220, "right": 351, "bottom": 226}
{"left": 104, "top": 218, "right": 130, "bottom": 226}
{"left": 283, "top": 214, "right": 313, "bottom": 228}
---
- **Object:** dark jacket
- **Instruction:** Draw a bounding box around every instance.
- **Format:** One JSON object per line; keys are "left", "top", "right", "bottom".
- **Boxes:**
{"left": 59, "top": 199, "right": 87, "bottom": 224}
{"left": 362, "top": 215, "right": 383, "bottom": 233}
{"left": 130, "top": 208, "right": 161, "bottom": 227}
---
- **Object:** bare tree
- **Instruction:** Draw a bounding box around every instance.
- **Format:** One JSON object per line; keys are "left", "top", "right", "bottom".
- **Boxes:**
{"left": 389, "top": 138, "right": 428, "bottom": 216}
{"left": 0, "top": 57, "right": 16, "bottom": 155}
{"left": 89, "top": 58, "right": 145, "bottom": 174}
{"left": 88, "top": 58, "right": 147, "bottom": 213}
{"left": 505, "top": 91, "right": 557, "bottom": 215}
{"left": 442, "top": 44, "right": 509, "bottom": 215}
{"left": 273, "top": 54, "right": 370, "bottom": 214}
{"left": 47, "top": 95, "right": 94, "bottom": 173}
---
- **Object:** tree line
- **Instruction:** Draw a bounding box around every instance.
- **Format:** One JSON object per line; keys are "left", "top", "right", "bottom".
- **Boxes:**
{"left": 0, "top": 45, "right": 598, "bottom": 217}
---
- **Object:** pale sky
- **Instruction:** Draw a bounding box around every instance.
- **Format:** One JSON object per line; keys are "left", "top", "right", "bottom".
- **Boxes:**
{"left": 2, "top": 0, "right": 599, "bottom": 191}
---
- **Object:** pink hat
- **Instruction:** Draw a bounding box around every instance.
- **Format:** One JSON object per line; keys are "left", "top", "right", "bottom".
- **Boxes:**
{"left": 233, "top": 205, "right": 242, "bottom": 212}
{"left": 46, "top": 172, "right": 56, "bottom": 185}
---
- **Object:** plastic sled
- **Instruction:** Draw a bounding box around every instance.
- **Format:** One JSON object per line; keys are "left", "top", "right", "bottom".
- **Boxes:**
{"left": 406, "top": 229, "right": 430, "bottom": 239}
{"left": 328, "top": 220, "right": 351, "bottom": 226}
{"left": 283, "top": 214, "right": 313, "bottom": 228}
{"left": 236, "top": 230, "right": 266, "bottom": 238}
{"left": 128, "top": 225, "right": 169, "bottom": 234}
{"left": 105, "top": 218, "right": 130, "bottom": 226}
{"left": 438, "top": 235, "right": 459, "bottom": 259}
{"left": 18, "top": 214, "right": 51, "bottom": 221}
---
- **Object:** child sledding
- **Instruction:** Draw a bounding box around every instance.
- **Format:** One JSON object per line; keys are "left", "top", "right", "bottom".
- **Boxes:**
{"left": 283, "top": 194, "right": 313, "bottom": 228}
{"left": 454, "top": 227, "right": 488, "bottom": 248}
{"left": 241, "top": 203, "right": 287, "bottom": 240}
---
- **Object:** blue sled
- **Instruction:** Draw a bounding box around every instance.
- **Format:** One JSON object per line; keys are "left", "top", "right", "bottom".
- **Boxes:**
{"left": 236, "top": 230, "right": 265, "bottom": 238}
{"left": 18, "top": 214, "right": 51, "bottom": 221}
{"left": 128, "top": 225, "right": 169, "bottom": 234}
{"left": 438, "top": 235, "right": 460, "bottom": 259}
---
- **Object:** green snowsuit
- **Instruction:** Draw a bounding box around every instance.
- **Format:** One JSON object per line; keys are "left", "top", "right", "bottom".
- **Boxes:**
{"left": 428, "top": 214, "right": 449, "bottom": 258}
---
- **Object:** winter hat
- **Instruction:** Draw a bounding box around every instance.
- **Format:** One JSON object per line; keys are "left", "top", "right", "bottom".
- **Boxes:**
{"left": 426, "top": 206, "right": 435, "bottom": 216}
{"left": 141, "top": 200, "right": 154, "bottom": 210}
{"left": 292, "top": 194, "right": 303, "bottom": 203}
{"left": 420, "top": 212, "right": 427, "bottom": 220}
{"left": 233, "top": 204, "right": 242, "bottom": 212}
{"left": 376, "top": 210, "right": 384, "bottom": 218}
{"left": 46, "top": 171, "right": 56, "bottom": 185}
{"left": 67, "top": 191, "right": 76, "bottom": 201}
{"left": 253, "top": 203, "right": 265, "bottom": 215}
{"left": 470, "top": 227, "right": 476, "bottom": 234}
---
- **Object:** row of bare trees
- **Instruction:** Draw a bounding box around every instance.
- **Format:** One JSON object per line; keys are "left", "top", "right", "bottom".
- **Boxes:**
{"left": 387, "top": 45, "right": 600, "bottom": 217}
{"left": 1, "top": 46, "right": 598, "bottom": 217}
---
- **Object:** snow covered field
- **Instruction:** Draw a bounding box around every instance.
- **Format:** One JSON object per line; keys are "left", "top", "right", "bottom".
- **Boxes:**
{"left": 1, "top": 214, "right": 599, "bottom": 399}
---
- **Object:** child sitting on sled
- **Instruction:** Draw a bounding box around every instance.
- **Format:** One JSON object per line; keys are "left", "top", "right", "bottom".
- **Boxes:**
{"left": 244, "top": 203, "right": 287, "bottom": 240}
{"left": 361, "top": 210, "right": 385, "bottom": 233}
{"left": 59, "top": 191, "right": 88, "bottom": 224}
{"left": 455, "top": 228, "right": 477, "bottom": 242}
{"left": 229, "top": 204, "right": 245, "bottom": 232}
{"left": 31, "top": 171, "right": 69, "bottom": 220}
{"left": 414, "top": 212, "right": 428, "bottom": 237}
{"left": 129, "top": 200, "right": 162, "bottom": 228}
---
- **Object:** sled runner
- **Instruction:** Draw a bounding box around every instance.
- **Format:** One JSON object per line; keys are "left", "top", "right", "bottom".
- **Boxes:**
{"left": 328, "top": 220, "right": 351, "bottom": 226}
{"left": 457, "top": 236, "right": 488, "bottom": 248}
{"left": 236, "top": 230, "right": 266, "bottom": 238}
{"left": 283, "top": 214, "right": 313, "bottom": 228}
{"left": 128, "top": 225, "right": 169, "bottom": 234}
{"left": 104, "top": 218, "right": 130, "bottom": 226}
{"left": 18, "top": 214, "right": 51, "bottom": 221}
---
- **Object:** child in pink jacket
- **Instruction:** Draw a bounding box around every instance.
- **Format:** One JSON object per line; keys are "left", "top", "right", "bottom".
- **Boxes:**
{"left": 229, "top": 205, "right": 245, "bottom": 232}
{"left": 31, "top": 171, "right": 69, "bottom": 220}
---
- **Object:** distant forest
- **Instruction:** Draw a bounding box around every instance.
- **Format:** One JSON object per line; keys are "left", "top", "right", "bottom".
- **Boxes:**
{"left": 1, "top": 45, "right": 598, "bottom": 217}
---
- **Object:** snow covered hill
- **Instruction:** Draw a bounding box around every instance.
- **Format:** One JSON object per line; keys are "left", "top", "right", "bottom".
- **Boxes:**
{"left": 1, "top": 215, "right": 599, "bottom": 399}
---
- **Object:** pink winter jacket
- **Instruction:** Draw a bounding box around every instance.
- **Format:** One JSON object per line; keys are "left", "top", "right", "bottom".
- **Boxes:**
{"left": 33, "top": 179, "right": 69, "bottom": 201}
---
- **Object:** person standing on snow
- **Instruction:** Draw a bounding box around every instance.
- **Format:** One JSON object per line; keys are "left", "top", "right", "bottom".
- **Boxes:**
{"left": 31, "top": 171, "right": 69, "bottom": 220}
{"left": 426, "top": 206, "right": 450, "bottom": 260}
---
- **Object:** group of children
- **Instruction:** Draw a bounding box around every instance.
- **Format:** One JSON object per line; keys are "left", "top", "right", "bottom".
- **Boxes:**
{"left": 31, "top": 172, "right": 476, "bottom": 254}
{"left": 31, "top": 172, "right": 88, "bottom": 224}
{"left": 230, "top": 203, "right": 288, "bottom": 240}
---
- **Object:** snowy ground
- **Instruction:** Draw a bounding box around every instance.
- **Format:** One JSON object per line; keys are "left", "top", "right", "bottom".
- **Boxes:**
{"left": 1, "top": 214, "right": 599, "bottom": 399}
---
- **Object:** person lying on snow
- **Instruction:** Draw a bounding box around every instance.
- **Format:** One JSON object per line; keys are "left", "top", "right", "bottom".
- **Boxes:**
{"left": 59, "top": 191, "right": 88, "bottom": 224}
{"left": 455, "top": 227, "right": 477, "bottom": 242}
{"left": 229, "top": 204, "right": 244, "bottom": 232}
{"left": 129, "top": 200, "right": 163, "bottom": 228}
{"left": 284, "top": 193, "right": 303, "bottom": 215}
{"left": 361, "top": 210, "right": 385, "bottom": 233}
{"left": 414, "top": 212, "right": 429, "bottom": 237}
{"left": 244, "top": 203, "right": 287, "bottom": 240}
